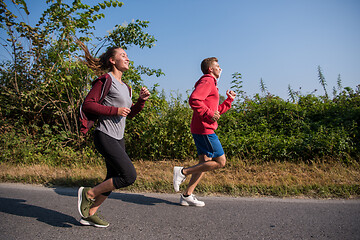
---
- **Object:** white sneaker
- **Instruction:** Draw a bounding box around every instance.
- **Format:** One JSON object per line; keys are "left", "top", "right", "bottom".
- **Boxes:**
{"left": 173, "top": 166, "right": 186, "bottom": 192}
{"left": 180, "top": 194, "right": 205, "bottom": 207}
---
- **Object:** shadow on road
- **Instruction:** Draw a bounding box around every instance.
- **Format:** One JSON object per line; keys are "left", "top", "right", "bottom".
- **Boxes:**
{"left": 0, "top": 197, "right": 80, "bottom": 228}
{"left": 109, "top": 192, "right": 179, "bottom": 206}
{"left": 52, "top": 187, "right": 178, "bottom": 206}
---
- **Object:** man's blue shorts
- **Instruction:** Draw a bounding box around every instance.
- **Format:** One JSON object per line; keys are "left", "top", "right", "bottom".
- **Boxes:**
{"left": 192, "top": 133, "right": 224, "bottom": 158}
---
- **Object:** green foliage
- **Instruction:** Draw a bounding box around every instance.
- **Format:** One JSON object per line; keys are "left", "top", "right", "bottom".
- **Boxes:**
{"left": 1, "top": 80, "right": 359, "bottom": 165}
{"left": 125, "top": 90, "right": 196, "bottom": 160}
{"left": 216, "top": 88, "right": 360, "bottom": 162}
{"left": 0, "top": 121, "right": 102, "bottom": 167}
{"left": 260, "top": 78, "right": 268, "bottom": 95}
{"left": 317, "top": 65, "right": 328, "bottom": 99}
{"left": 1, "top": 1, "right": 359, "bottom": 166}
{"left": 0, "top": 0, "right": 162, "bottom": 146}
{"left": 123, "top": 83, "right": 359, "bottom": 162}
{"left": 106, "top": 19, "right": 157, "bottom": 50}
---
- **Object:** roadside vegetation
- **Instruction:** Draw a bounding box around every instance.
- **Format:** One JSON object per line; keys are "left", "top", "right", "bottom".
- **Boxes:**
{"left": 1, "top": 0, "right": 359, "bottom": 198}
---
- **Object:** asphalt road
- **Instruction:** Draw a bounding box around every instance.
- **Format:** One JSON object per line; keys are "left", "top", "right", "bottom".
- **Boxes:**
{"left": 0, "top": 183, "right": 359, "bottom": 240}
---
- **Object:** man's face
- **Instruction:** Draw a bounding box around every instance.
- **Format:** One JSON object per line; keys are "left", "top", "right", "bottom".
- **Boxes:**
{"left": 209, "top": 61, "right": 222, "bottom": 79}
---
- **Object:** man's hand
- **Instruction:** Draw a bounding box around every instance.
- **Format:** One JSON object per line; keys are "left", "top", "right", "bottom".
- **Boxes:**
{"left": 139, "top": 87, "right": 150, "bottom": 101}
{"left": 211, "top": 111, "right": 220, "bottom": 122}
{"left": 226, "top": 90, "right": 236, "bottom": 99}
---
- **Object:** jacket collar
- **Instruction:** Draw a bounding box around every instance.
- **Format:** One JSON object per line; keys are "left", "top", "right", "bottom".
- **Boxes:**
{"left": 201, "top": 74, "right": 217, "bottom": 86}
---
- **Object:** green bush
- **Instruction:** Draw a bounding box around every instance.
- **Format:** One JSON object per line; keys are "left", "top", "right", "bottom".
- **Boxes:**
{"left": 0, "top": 122, "right": 103, "bottom": 167}
{"left": 1, "top": 86, "right": 359, "bottom": 165}
{"left": 216, "top": 90, "right": 359, "bottom": 162}
{"left": 1, "top": 0, "right": 359, "bottom": 166}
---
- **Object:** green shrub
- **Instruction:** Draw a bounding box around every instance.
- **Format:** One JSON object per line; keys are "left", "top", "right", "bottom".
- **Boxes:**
{"left": 1, "top": 0, "right": 359, "bottom": 166}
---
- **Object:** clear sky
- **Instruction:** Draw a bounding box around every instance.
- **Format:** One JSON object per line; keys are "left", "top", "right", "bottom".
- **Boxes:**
{"left": 3, "top": 0, "right": 360, "bottom": 100}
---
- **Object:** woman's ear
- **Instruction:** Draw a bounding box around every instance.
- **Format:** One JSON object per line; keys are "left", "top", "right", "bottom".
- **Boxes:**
{"left": 109, "top": 57, "right": 115, "bottom": 65}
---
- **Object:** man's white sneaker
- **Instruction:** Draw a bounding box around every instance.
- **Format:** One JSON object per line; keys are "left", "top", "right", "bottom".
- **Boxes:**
{"left": 173, "top": 166, "right": 186, "bottom": 192}
{"left": 180, "top": 194, "right": 205, "bottom": 207}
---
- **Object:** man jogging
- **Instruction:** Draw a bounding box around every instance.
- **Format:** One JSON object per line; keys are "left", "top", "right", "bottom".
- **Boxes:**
{"left": 173, "top": 57, "right": 236, "bottom": 206}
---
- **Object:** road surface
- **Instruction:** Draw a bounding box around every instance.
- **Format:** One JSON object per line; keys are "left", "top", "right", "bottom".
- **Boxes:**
{"left": 0, "top": 183, "right": 359, "bottom": 240}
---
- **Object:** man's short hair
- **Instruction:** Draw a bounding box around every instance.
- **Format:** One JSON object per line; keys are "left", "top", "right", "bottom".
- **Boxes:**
{"left": 201, "top": 57, "right": 218, "bottom": 74}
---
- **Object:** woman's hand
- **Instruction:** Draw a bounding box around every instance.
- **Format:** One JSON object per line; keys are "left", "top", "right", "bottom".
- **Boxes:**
{"left": 117, "top": 107, "right": 131, "bottom": 117}
{"left": 139, "top": 87, "right": 150, "bottom": 101}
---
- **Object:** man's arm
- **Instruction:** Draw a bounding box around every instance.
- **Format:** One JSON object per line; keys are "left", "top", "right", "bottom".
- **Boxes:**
{"left": 218, "top": 90, "right": 236, "bottom": 115}
{"left": 189, "top": 80, "right": 214, "bottom": 120}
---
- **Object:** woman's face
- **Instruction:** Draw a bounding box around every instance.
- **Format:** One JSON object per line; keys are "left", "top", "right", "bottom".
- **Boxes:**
{"left": 110, "top": 48, "right": 130, "bottom": 72}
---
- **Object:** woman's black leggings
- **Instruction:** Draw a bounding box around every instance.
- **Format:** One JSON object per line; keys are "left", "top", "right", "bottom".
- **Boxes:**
{"left": 94, "top": 130, "right": 137, "bottom": 196}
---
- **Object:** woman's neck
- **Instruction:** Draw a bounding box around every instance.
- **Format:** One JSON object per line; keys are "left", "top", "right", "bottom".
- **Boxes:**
{"left": 110, "top": 69, "right": 123, "bottom": 83}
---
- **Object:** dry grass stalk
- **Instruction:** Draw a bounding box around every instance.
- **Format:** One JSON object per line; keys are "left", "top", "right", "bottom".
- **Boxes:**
{"left": 1, "top": 160, "right": 359, "bottom": 198}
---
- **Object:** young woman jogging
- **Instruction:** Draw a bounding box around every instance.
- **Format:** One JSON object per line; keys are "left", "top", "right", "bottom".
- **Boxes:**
{"left": 77, "top": 42, "right": 150, "bottom": 227}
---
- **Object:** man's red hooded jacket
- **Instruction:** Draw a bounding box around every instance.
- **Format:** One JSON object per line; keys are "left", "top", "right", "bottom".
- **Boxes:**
{"left": 189, "top": 74, "right": 234, "bottom": 135}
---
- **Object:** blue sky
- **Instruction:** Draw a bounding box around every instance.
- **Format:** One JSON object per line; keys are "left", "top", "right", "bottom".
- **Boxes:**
{"left": 3, "top": 0, "right": 360, "bottom": 100}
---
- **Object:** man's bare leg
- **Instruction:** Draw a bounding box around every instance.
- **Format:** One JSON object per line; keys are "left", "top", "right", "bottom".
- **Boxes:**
{"left": 183, "top": 154, "right": 226, "bottom": 195}
{"left": 183, "top": 154, "right": 226, "bottom": 175}
{"left": 183, "top": 155, "right": 209, "bottom": 196}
